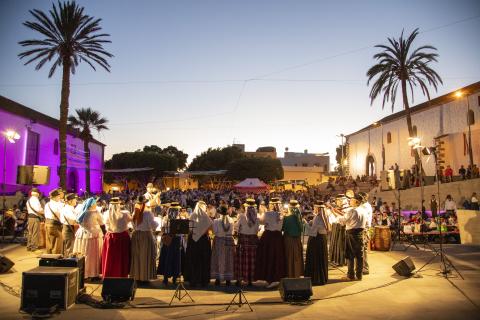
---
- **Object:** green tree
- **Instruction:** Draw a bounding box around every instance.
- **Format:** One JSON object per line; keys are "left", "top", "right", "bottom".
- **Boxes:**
{"left": 105, "top": 151, "right": 178, "bottom": 183}
{"left": 68, "top": 108, "right": 108, "bottom": 193}
{"left": 367, "top": 28, "right": 442, "bottom": 169}
{"left": 19, "top": 1, "right": 112, "bottom": 189}
{"left": 188, "top": 146, "right": 244, "bottom": 171}
{"left": 142, "top": 145, "right": 188, "bottom": 170}
{"left": 227, "top": 158, "right": 284, "bottom": 182}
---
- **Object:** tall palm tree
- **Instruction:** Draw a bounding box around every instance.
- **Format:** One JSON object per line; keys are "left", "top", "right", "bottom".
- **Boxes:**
{"left": 68, "top": 108, "right": 108, "bottom": 193}
{"left": 19, "top": 1, "right": 112, "bottom": 189}
{"left": 367, "top": 28, "right": 442, "bottom": 169}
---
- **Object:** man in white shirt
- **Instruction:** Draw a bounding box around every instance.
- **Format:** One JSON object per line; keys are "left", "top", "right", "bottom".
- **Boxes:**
{"left": 44, "top": 188, "right": 64, "bottom": 254}
{"left": 61, "top": 193, "right": 78, "bottom": 257}
{"left": 332, "top": 193, "right": 366, "bottom": 281}
{"left": 444, "top": 194, "right": 456, "bottom": 219}
{"left": 26, "top": 187, "right": 44, "bottom": 252}
{"left": 358, "top": 192, "right": 373, "bottom": 275}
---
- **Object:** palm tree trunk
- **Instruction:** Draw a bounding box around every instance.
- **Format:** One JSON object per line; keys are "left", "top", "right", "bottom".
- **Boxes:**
{"left": 401, "top": 78, "right": 422, "bottom": 169}
{"left": 59, "top": 59, "right": 71, "bottom": 190}
{"left": 84, "top": 137, "right": 91, "bottom": 194}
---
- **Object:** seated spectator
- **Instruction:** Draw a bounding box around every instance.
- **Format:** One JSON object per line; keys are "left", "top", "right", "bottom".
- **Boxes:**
{"left": 444, "top": 194, "right": 456, "bottom": 218}
{"left": 444, "top": 165, "right": 453, "bottom": 183}
{"left": 428, "top": 218, "right": 438, "bottom": 231}
{"left": 472, "top": 164, "right": 479, "bottom": 178}
{"left": 471, "top": 192, "right": 479, "bottom": 211}
{"left": 459, "top": 165, "right": 466, "bottom": 180}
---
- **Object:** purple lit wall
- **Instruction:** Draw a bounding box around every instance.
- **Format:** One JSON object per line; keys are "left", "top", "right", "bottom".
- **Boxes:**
{"left": 0, "top": 108, "right": 105, "bottom": 196}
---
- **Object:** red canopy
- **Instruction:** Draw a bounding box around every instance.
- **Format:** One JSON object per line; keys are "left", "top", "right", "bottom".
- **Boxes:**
{"left": 233, "top": 178, "right": 269, "bottom": 193}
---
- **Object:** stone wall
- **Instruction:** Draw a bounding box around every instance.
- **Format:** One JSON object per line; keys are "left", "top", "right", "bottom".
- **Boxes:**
{"left": 369, "top": 178, "right": 480, "bottom": 210}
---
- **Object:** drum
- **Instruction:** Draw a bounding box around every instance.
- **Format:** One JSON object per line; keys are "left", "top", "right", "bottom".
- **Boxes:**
{"left": 374, "top": 226, "right": 391, "bottom": 251}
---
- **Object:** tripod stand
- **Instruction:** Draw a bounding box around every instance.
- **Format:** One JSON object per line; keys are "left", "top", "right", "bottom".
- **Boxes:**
{"left": 415, "top": 147, "right": 463, "bottom": 280}
{"left": 226, "top": 286, "right": 253, "bottom": 311}
{"left": 167, "top": 219, "right": 194, "bottom": 305}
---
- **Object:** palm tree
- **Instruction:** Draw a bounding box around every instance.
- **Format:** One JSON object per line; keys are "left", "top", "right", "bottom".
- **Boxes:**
{"left": 18, "top": 1, "right": 112, "bottom": 189}
{"left": 68, "top": 108, "right": 108, "bottom": 193}
{"left": 367, "top": 28, "right": 442, "bottom": 168}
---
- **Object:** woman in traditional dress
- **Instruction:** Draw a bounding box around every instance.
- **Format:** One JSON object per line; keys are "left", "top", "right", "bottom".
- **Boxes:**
{"left": 185, "top": 200, "right": 212, "bottom": 287}
{"left": 255, "top": 197, "right": 286, "bottom": 288}
{"left": 234, "top": 198, "right": 260, "bottom": 286}
{"left": 282, "top": 199, "right": 304, "bottom": 278}
{"left": 130, "top": 195, "right": 159, "bottom": 282}
{"left": 157, "top": 202, "right": 183, "bottom": 285}
{"left": 73, "top": 198, "right": 106, "bottom": 279}
{"left": 304, "top": 200, "right": 330, "bottom": 285}
{"left": 211, "top": 205, "right": 235, "bottom": 286}
{"left": 101, "top": 197, "right": 132, "bottom": 278}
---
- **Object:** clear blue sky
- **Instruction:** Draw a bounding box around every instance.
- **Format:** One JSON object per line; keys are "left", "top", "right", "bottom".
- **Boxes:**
{"left": 1, "top": 0, "right": 479, "bottom": 166}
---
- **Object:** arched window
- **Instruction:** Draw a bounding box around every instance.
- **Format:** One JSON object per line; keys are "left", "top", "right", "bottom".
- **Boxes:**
{"left": 468, "top": 110, "right": 475, "bottom": 125}
{"left": 53, "top": 139, "right": 59, "bottom": 155}
{"left": 387, "top": 132, "right": 392, "bottom": 144}
{"left": 412, "top": 126, "right": 418, "bottom": 136}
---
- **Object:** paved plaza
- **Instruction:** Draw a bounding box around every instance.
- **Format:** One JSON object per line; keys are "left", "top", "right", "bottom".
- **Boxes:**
{"left": 1, "top": 243, "right": 479, "bottom": 320}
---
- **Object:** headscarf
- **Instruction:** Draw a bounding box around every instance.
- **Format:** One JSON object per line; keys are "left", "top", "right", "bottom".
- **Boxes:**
{"left": 190, "top": 201, "right": 212, "bottom": 242}
{"left": 77, "top": 197, "right": 96, "bottom": 224}
{"left": 246, "top": 206, "right": 258, "bottom": 227}
{"left": 289, "top": 206, "right": 303, "bottom": 232}
{"left": 133, "top": 203, "right": 146, "bottom": 226}
{"left": 107, "top": 203, "right": 123, "bottom": 229}
{"left": 219, "top": 205, "right": 230, "bottom": 232}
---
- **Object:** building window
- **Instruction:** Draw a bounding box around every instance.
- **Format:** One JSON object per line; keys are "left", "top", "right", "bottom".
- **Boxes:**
{"left": 468, "top": 109, "right": 475, "bottom": 125}
{"left": 53, "top": 139, "right": 59, "bottom": 155}
{"left": 477, "top": 95, "right": 480, "bottom": 107}
{"left": 25, "top": 131, "right": 39, "bottom": 165}
{"left": 412, "top": 126, "right": 418, "bottom": 136}
{"left": 387, "top": 132, "right": 392, "bottom": 144}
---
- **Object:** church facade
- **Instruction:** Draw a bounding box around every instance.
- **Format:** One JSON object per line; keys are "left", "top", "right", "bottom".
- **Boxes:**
{"left": 346, "top": 81, "right": 480, "bottom": 178}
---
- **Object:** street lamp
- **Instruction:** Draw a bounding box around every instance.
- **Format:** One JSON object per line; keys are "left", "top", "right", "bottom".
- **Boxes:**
{"left": 3, "top": 130, "right": 20, "bottom": 210}
{"left": 455, "top": 90, "right": 474, "bottom": 168}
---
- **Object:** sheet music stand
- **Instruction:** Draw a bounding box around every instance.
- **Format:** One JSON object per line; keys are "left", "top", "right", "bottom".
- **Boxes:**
{"left": 168, "top": 219, "right": 194, "bottom": 305}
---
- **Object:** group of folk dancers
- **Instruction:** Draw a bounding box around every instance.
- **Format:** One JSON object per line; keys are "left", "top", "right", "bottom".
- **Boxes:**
{"left": 25, "top": 186, "right": 373, "bottom": 286}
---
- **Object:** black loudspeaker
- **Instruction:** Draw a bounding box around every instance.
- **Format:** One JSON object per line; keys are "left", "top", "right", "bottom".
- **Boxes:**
{"left": 392, "top": 256, "right": 416, "bottom": 277}
{"left": 21, "top": 267, "right": 78, "bottom": 311}
{"left": 279, "top": 277, "right": 312, "bottom": 302}
{"left": 17, "top": 165, "right": 50, "bottom": 185}
{"left": 101, "top": 278, "right": 136, "bottom": 302}
{"left": 0, "top": 254, "right": 15, "bottom": 273}
{"left": 39, "top": 256, "right": 85, "bottom": 290}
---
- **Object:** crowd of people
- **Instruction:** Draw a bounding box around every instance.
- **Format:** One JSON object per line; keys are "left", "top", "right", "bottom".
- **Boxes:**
{"left": 18, "top": 184, "right": 381, "bottom": 288}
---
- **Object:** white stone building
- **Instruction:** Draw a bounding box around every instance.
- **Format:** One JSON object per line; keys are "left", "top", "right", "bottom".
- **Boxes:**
{"left": 346, "top": 81, "right": 480, "bottom": 178}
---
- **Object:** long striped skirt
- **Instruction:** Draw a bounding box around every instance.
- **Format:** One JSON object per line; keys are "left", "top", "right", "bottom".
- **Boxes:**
{"left": 284, "top": 235, "right": 304, "bottom": 278}
{"left": 101, "top": 231, "right": 131, "bottom": 278}
{"left": 255, "top": 230, "right": 286, "bottom": 283}
{"left": 234, "top": 234, "right": 259, "bottom": 282}
{"left": 211, "top": 236, "right": 235, "bottom": 281}
{"left": 130, "top": 230, "right": 157, "bottom": 281}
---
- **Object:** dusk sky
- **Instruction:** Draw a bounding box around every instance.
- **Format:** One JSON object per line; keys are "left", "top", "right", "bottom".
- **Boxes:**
{"left": 1, "top": 0, "right": 479, "bottom": 166}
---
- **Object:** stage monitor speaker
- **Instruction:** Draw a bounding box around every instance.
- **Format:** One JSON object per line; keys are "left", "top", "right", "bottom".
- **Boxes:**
{"left": 392, "top": 256, "right": 416, "bottom": 277}
{"left": 101, "top": 277, "right": 136, "bottom": 303}
{"left": 17, "top": 165, "right": 50, "bottom": 185}
{"left": 21, "top": 266, "right": 78, "bottom": 311}
{"left": 39, "top": 256, "right": 85, "bottom": 290}
{"left": 279, "top": 277, "right": 312, "bottom": 302}
{"left": 0, "top": 254, "right": 14, "bottom": 273}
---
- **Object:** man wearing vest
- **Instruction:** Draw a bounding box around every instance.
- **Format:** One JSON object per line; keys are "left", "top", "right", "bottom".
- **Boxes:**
{"left": 61, "top": 193, "right": 78, "bottom": 257}
{"left": 44, "top": 188, "right": 65, "bottom": 254}
{"left": 26, "top": 187, "right": 44, "bottom": 252}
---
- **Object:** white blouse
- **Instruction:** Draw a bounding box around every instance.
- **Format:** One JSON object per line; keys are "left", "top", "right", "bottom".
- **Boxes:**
{"left": 234, "top": 213, "right": 260, "bottom": 235}
{"left": 105, "top": 210, "right": 132, "bottom": 233}
{"left": 304, "top": 215, "right": 328, "bottom": 236}
{"left": 260, "top": 211, "right": 283, "bottom": 232}
{"left": 76, "top": 209, "right": 104, "bottom": 239}
{"left": 133, "top": 210, "right": 159, "bottom": 232}
{"left": 213, "top": 216, "right": 234, "bottom": 237}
